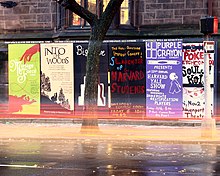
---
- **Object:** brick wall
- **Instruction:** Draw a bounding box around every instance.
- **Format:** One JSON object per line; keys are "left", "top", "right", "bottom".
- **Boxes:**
{"left": 213, "top": 0, "right": 220, "bottom": 16}
{"left": 0, "top": 0, "right": 57, "bottom": 32}
{"left": 137, "top": 0, "right": 220, "bottom": 27}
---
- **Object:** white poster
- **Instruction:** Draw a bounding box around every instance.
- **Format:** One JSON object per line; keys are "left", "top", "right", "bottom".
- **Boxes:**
{"left": 183, "top": 87, "right": 214, "bottom": 119}
{"left": 182, "top": 43, "right": 214, "bottom": 85}
{"left": 41, "top": 43, "right": 74, "bottom": 112}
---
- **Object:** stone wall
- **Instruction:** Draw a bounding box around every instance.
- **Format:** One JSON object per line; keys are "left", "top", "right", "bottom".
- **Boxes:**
{"left": 0, "top": 0, "right": 56, "bottom": 32}
{"left": 137, "top": 0, "right": 220, "bottom": 27}
{"left": 0, "top": 0, "right": 219, "bottom": 34}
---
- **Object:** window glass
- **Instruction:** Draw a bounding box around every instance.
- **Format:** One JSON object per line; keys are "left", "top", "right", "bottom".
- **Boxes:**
{"left": 0, "top": 51, "right": 8, "bottom": 103}
{"left": 103, "top": 0, "right": 109, "bottom": 10}
{"left": 88, "top": 0, "right": 96, "bottom": 14}
{"left": 72, "top": 0, "right": 129, "bottom": 26}
{"left": 72, "top": 0, "right": 81, "bottom": 25}
{"left": 120, "top": 0, "right": 129, "bottom": 25}
{"left": 103, "top": 0, "right": 129, "bottom": 25}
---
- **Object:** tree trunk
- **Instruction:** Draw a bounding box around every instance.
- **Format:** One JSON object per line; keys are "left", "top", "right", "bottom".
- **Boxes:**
{"left": 81, "top": 24, "right": 103, "bottom": 129}
{"left": 55, "top": 0, "right": 125, "bottom": 130}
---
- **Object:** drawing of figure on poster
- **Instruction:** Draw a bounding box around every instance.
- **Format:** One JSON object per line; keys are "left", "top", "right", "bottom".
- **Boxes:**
{"left": 169, "top": 72, "right": 181, "bottom": 94}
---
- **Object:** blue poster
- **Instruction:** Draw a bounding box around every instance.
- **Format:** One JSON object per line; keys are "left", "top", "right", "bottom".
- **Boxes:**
{"left": 146, "top": 39, "right": 183, "bottom": 118}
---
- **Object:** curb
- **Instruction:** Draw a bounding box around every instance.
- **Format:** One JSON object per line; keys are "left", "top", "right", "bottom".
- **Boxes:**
{"left": 0, "top": 118, "right": 217, "bottom": 126}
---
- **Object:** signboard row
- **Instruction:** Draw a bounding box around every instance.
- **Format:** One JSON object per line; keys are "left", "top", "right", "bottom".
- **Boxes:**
{"left": 7, "top": 39, "right": 215, "bottom": 119}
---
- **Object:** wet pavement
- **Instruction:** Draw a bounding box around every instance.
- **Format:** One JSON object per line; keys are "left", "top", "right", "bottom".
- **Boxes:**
{"left": 1, "top": 123, "right": 220, "bottom": 175}
{"left": 0, "top": 123, "right": 220, "bottom": 143}
{"left": 1, "top": 138, "right": 220, "bottom": 175}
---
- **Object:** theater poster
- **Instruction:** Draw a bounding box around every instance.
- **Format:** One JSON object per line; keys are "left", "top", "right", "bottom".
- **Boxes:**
{"left": 74, "top": 42, "right": 108, "bottom": 112}
{"left": 183, "top": 87, "right": 214, "bottom": 119}
{"left": 8, "top": 44, "right": 40, "bottom": 114}
{"left": 109, "top": 42, "right": 146, "bottom": 118}
{"left": 40, "top": 43, "right": 74, "bottom": 114}
{"left": 182, "top": 42, "right": 214, "bottom": 119}
{"left": 146, "top": 39, "right": 183, "bottom": 118}
{"left": 182, "top": 42, "right": 214, "bottom": 85}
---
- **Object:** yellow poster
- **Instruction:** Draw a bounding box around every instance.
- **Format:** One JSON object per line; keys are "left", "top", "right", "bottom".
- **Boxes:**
{"left": 8, "top": 44, "right": 40, "bottom": 114}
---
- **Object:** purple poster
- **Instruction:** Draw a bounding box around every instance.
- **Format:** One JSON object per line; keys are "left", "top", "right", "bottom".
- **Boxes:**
{"left": 146, "top": 39, "right": 183, "bottom": 118}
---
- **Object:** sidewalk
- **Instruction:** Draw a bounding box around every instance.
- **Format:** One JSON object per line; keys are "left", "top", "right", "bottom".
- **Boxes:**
{"left": 0, "top": 120, "right": 220, "bottom": 144}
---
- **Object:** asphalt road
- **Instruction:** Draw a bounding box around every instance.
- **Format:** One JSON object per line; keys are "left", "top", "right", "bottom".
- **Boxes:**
{"left": 1, "top": 138, "right": 220, "bottom": 176}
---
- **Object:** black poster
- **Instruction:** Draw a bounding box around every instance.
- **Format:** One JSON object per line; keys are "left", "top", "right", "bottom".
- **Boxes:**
{"left": 74, "top": 42, "right": 108, "bottom": 114}
{"left": 109, "top": 42, "right": 146, "bottom": 118}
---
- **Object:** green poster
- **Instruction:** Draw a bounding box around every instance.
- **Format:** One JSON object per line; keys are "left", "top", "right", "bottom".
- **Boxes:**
{"left": 8, "top": 44, "right": 40, "bottom": 114}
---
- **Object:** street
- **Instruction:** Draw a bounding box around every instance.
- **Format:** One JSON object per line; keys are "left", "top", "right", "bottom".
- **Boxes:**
{"left": 1, "top": 137, "right": 220, "bottom": 176}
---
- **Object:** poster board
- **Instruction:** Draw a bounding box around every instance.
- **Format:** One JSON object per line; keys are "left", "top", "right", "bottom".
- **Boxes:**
{"left": 146, "top": 39, "right": 183, "bottom": 118}
{"left": 182, "top": 43, "right": 214, "bottom": 85}
{"left": 109, "top": 42, "right": 146, "bottom": 118}
{"left": 40, "top": 43, "right": 74, "bottom": 114}
{"left": 183, "top": 87, "right": 214, "bottom": 118}
{"left": 8, "top": 44, "right": 40, "bottom": 114}
{"left": 182, "top": 42, "right": 215, "bottom": 118}
{"left": 74, "top": 42, "right": 108, "bottom": 112}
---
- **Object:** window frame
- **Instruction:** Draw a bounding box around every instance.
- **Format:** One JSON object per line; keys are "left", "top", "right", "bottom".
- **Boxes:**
{"left": 64, "top": 0, "right": 131, "bottom": 29}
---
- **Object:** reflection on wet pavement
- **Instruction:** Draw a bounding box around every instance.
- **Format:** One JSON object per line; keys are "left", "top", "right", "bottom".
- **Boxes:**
{"left": 0, "top": 139, "right": 220, "bottom": 175}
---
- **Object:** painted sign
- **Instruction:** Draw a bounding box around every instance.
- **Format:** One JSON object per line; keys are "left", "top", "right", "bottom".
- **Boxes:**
{"left": 8, "top": 44, "right": 40, "bottom": 114}
{"left": 146, "top": 39, "right": 183, "bottom": 118}
{"left": 74, "top": 43, "right": 108, "bottom": 113}
{"left": 182, "top": 43, "right": 214, "bottom": 85}
{"left": 109, "top": 42, "right": 146, "bottom": 118}
{"left": 40, "top": 43, "right": 74, "bottom": 114}
{"left": 182, "top": 42, "right": 215, "bottom": 119}
{"left": 183, "top": 87, "right": 214, "bottom": 118}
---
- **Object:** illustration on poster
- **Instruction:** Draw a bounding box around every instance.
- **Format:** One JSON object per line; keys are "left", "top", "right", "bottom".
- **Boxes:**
{"left": 169, "top": 73, "right": 181, "bottom": 94}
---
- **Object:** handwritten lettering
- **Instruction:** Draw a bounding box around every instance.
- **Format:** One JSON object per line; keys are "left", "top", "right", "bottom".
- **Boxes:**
{"left": 110, "top": 57, "right": 143, "bottom": 66}
{"left": 9, "top": 61, "right": 36, "bottom": 83}
{"left": 110, "top": 44, "right": 146, "bottom": 116}
{"left": 76, "top": 45, "right": 105, "bottom": 57}
{"left": 111, "top": 83, "right": 145, "bottom": 94}
{"left": 111, "top": 70, "right": 144, "bottom": 82}
{"left": 182, "top": 65, "right": 204, "bottom": 84}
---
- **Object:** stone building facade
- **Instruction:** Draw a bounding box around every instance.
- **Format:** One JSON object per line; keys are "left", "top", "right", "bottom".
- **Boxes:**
{"left": 0, "top": 0, "right": 219, "bottom": 40}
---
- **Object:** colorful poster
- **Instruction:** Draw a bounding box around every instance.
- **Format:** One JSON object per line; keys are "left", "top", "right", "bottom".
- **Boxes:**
{"left": 8, "top": 44, "right": 40, "bottom": 114}
{"left": 182, "top": 43, "right": 214, "bottom": 85}
{"left": 109, "top": 42, "right": 146, "bottom": 118}
{"left": 40, "top": 43, "right": 74, "bottom": 114}
{"left": 183, "top": 87, "right": 214, "bottom": 118}
{"left": 146, "top": 39, "right": 183, "bottom": 118}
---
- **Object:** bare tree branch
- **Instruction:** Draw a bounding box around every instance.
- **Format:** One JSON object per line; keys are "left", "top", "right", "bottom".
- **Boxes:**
{"left": 56, "top": 0, "right": 97, "bottom": 26}
{"left": 100, "top": 0, "right": 124, "bottom": 32}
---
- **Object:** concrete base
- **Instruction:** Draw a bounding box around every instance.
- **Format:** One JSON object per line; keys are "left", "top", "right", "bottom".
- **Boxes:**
{"left": 201, "top": 119, "right": 216, "bottom": 138}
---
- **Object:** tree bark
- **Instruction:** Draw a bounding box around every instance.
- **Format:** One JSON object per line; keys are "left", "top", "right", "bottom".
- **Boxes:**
{"left": 56, "top": 0, "right": 125, "bottom": 129}
{"left": 82, "top": 35, "right": 102, "bottom": 127}
{"left": 82, "top": 19, "right": 104, "bottom": 128}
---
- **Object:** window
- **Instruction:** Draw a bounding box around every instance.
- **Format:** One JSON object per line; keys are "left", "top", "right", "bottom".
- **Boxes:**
{"left": 120, "top": 0, "right": 129, "bottom": 25}
{"left": 72, "top": 0, "right": 81, "bottom": 25}
{"left": 72, "top": 0, "right": 129, "bottom": 27}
